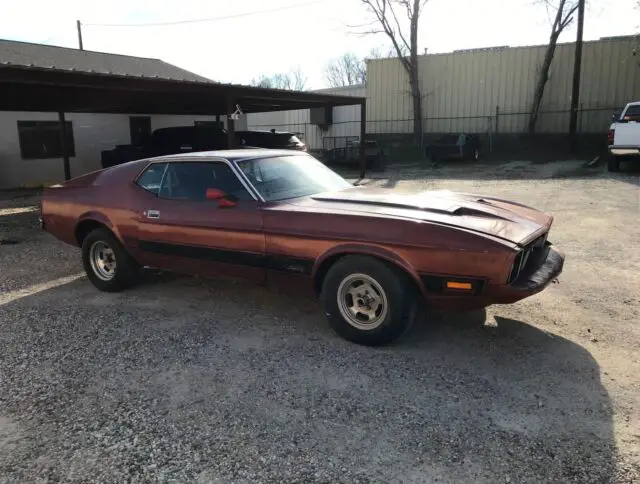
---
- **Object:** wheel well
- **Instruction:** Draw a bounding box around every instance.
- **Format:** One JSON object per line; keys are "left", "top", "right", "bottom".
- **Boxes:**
{"left": 75, "top": 220, "right": 108, "bottom": 247}
{"left": 313, "top": 252, "right": 423, "bottom": 297}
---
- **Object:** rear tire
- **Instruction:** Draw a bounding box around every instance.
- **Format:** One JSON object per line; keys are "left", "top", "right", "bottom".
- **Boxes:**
{"left": 82, "top": 228, "right": 140, "bottom": 292}
{"left": 320, "top": 255, "right": 417, "bottom": 346}
{"left": 607, "top": 155, "right": 620, "bottom": 172}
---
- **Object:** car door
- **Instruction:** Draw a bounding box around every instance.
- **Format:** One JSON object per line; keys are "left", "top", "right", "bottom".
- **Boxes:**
{"left": 132, "top": 159, "right": 265, "bottom": 283}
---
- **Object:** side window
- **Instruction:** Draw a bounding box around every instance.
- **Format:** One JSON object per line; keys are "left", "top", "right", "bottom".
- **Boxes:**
{"left": 136, "top": 163, "right": 167, "bottom": 196}
{"left": 158, "top": 162, "right": 253, "bottom": 202}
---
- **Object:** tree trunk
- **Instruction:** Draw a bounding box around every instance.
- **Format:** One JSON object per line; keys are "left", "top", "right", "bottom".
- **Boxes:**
{"left": 528, "top": 32, "right": 560, "bottom": 135}
{"left": 410, "top": 0, "right": 423, "bottom": 153}
{"left": 410, "top": 69, "right": 423, "bottom": 154}
{"left": 528, "top": 0, "right": 573, "bottom": 135}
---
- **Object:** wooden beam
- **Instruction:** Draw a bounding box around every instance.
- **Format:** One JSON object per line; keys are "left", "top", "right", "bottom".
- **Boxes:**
{"left": 58, "top": 111, "right": 71, "bottom": 181}
{"left": 226, "top": 97, "right": 235, "bottom": 149}
{"left": 359, "top": 100, "right": 367, "bottom": 179}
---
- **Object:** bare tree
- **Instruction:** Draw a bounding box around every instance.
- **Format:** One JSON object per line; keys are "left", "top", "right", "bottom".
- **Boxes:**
{"left": 251, "top": 67, "right": 307, "bottom": 90}
{"left": 366, "top": 44, "right": 408, "bottom": 60}
{"left": 324, "top": 46, "right": 405, "bottom": 88}
{"left": 633, "top": 1, "right": 640, "bottom": 60}
{"left": 528, "top": 0, "right": 579, "bottom": 134}
{"left": 359, "top": 0, "right": 429, "bottom": 151}
{"left": 324, "top": 53, "right": 367, "bottom": 87}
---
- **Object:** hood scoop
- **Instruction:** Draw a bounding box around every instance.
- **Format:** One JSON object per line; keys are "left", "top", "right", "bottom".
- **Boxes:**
{"left": 451, "top": 205, "right": 510, "bottom": 220}
{"left": 311, "top": 195, "right": 456, "bottom": 215}
{"left": 312, "top": 191, "right": 510, "bottom": 220}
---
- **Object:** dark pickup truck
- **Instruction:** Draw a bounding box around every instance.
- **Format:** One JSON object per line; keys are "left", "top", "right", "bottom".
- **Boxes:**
{"left": 101, "top": 126, "right": 307, "bottom": 168}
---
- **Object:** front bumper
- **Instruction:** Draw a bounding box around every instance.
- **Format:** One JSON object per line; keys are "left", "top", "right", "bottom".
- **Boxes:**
{"left": 492, "top": 244, "right": 565, "bottom": 304}
{"left": 426, "top": 244, "right": 565, "bottom": 311}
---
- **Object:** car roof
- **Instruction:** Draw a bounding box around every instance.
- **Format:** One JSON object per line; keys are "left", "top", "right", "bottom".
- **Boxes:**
{"left": 100, "top": 149, "right": 307, "bottom": 180}
{"left": 154, "top": 149, "right": 306, "bottom": 161}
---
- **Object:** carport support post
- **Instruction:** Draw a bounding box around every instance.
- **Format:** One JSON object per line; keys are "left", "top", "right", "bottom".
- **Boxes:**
{"left": 58, "top": 111, "right": 71, "bottom": 180}
{"left": 359, "top": 100, "right": 367, "bottom": 179}
{"left": 226, "top": 98, "right": 235, "bottom": 149}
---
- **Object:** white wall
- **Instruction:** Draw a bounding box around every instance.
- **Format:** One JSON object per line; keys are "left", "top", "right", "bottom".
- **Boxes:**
{"left": 0, "top": 112, "right": 217, "bottom": 189}
{"left": 246, "top": 85, "right": 365, "bottom": 151}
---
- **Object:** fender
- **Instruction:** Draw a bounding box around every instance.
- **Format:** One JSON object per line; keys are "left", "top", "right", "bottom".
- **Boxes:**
{"left": 76, "top": 211, "right": 124, "bottom": 244}
{"left": 312, "top": 243, "right": 427, "bottom": 298}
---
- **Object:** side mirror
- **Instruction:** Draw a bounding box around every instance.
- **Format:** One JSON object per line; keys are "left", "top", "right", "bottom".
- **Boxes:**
{"left": 205, "top": 188, "right": 237, "bottom": 208}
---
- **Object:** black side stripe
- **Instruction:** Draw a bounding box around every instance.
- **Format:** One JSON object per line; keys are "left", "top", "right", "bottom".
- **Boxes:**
{"left": 138, "top": 240, "right": 314, "bottom": 275}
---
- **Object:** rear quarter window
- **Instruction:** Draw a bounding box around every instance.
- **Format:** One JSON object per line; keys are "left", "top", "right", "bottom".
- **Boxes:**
{"left": 136, "top": 163, "right": 167, "bottom": 195}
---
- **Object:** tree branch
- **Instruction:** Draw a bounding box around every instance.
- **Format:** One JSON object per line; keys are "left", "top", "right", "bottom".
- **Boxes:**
{"left": 361, "top": 0, "right": 412, "bottom": 72}
{"left": 388, "top": 1, "right": 412, "bottom": 52}
{"left": 559, "top": 3, "right": 578, "bottom": 30}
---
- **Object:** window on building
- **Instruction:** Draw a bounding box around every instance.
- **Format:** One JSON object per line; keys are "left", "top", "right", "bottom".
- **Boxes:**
{"left": 129, "top": 116, "right": 152, "bottom": 147}
{"left": 159, "top": 162, "right": 253, "bottom": 202}
{"left": 17, "top": 121, "right": 75, "bottom": 160}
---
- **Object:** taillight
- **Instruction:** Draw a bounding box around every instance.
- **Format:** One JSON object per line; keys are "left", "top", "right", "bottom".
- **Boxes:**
{"left": 607, "top": 129, "right": 615, "bottom": 145}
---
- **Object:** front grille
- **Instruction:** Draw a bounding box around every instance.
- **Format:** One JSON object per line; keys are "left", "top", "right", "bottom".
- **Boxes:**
{"left": 508, "top": 233, "right": 548, "bottom": 284}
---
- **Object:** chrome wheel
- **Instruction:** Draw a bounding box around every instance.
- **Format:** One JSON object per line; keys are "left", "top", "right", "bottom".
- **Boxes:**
{"left": 89, "top": 240, "right": 117, "bottom": 281}
{"left": 337, "top": 273, "right": 389, "bottom": 330}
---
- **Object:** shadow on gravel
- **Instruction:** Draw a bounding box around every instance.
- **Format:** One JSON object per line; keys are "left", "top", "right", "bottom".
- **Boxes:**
{"left": 343, "top": 159, "right": 640, "bottom": 188}
{"left": 404, "top": 309, "right": 618, "bottom": 482}
{"left": 0, "top": 278, "right": 620, "bottom": 483}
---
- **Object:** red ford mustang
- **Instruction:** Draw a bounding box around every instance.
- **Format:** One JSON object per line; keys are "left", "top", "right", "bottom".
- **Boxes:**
{"left": 41, "top": 150, "right": 564, "bottom": 346}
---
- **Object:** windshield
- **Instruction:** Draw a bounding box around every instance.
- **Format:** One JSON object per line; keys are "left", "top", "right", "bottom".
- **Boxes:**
{"left": 236, "top": 154, "right": 352, "bottom": 202}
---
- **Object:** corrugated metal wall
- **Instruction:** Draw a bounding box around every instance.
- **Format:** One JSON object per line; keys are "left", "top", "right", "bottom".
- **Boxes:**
{"left": 367, "top": 37, "right": 640, "bottom": 134}
{"left": 246, "top": 85, "right": 365, "bottom": 150}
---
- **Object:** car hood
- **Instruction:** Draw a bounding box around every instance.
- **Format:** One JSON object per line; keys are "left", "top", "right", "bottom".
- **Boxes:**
{"left": 299, "top": 187, "right": 552, "bottom": 246}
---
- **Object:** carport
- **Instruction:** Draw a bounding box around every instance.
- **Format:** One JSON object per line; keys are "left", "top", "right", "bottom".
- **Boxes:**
{"left": 0, "top": 55, "right": 367, "bottom": 180}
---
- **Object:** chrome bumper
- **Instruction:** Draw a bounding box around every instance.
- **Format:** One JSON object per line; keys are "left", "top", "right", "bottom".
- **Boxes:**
{"left": 610, "top": 147, "right": 640, "bottom": 156}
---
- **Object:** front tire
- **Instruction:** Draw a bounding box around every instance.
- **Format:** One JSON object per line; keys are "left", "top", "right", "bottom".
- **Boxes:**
{"left": 82, "top": 228, "right": 140, "bottom": 292}
{"left": 607, "top": 155, "right": 620, "bottom": 172}
{"left": 321, "top": 255, "right": 417, "bottom": 346}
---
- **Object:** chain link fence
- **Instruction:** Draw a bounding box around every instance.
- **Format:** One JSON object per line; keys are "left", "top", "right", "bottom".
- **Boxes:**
{"left": 247, "top": 104, "right": 618, "bottom": 164}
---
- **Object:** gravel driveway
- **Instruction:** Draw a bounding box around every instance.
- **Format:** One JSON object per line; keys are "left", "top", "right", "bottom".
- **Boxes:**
{"left": 0, "top": 160, "right": 638, "bottom": 483}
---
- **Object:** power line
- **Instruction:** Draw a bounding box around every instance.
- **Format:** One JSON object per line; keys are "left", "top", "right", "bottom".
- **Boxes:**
{"left": 83, "top": 0, "right": 327, "bottom": 27}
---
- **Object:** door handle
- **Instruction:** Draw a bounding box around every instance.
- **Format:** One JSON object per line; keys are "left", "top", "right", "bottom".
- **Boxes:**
{"left": 146, "top": 209, "right": 160, "bottom": 219}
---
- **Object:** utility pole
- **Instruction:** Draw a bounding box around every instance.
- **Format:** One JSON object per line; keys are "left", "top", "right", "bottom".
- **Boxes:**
{"left": 568, "top": 0, "right": 585, "bottom": 153}
{"left": 76, "top": 20, "right": 84, "bottom": 50}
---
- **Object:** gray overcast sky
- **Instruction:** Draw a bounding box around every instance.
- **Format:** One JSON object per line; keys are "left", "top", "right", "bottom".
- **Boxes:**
{"left": 2, "top": 0, "right": 636, "bottom": 88}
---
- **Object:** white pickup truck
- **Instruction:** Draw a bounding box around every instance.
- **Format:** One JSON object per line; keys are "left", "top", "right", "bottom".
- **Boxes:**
{"left": 608, "top": 101, "right": 640, "bottom": 172}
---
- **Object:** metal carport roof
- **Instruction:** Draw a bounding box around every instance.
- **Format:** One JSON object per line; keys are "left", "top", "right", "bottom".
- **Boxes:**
{"left": 0, "top": 65, "right": 364, "bottom": 115}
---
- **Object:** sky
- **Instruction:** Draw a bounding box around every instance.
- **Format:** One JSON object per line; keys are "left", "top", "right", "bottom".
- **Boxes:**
{"left": 2, "top": 0, "right": 637, "bottom": 89}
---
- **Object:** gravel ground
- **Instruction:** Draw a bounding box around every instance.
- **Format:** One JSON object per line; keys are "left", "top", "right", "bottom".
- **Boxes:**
{"left": 0, "top": 160, "right": 638, "bottom": 483}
